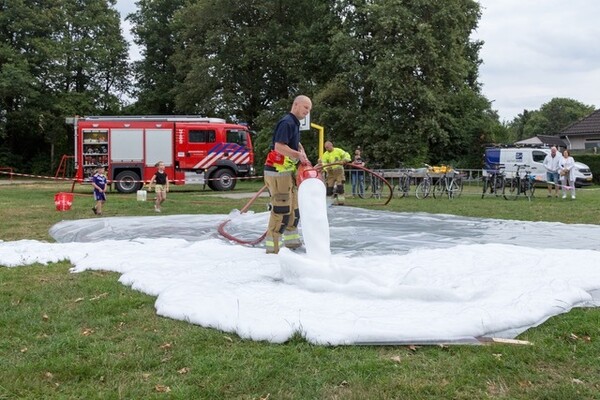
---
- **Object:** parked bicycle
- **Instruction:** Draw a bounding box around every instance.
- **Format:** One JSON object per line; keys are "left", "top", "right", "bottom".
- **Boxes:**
{"left": 503, "top": 164, "right": 535, "bottom": 200}
{"left": 415, "top": 164, "right": 432, "bottom": 199}
{"left": 433, "top": 169, "right": 462, "bottom": 199}
{"left": 365, "top": 169, "right": 384, "bottom": 199}
{"left": 481, "top": 164, "right": 506, "bottom": 199}
{"left": 393, "top": 167, "right": 413, "bottom": 198}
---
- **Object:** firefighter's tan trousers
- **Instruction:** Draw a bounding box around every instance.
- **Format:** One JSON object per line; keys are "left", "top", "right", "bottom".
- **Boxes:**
{"left": 264, "top": 172, "right": 301, "bottom": 254}
{"left": 325, "top": 167, "right": 346, "bottom": 203}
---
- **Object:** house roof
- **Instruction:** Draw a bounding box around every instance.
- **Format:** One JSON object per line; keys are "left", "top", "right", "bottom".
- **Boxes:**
{"left": 560, "top": 109, "right": 600, "bottom": 136}
{"left": 514, "top": 135, "right": 566, "bottom": 147}
{"left": 537, "top": 135, "right": 567, "bottom": 147}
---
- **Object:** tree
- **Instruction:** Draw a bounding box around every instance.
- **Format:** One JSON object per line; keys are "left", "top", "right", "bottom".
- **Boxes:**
{"left": 507, "top": 98, "right": 595, "bottom": 142}
{"left": 315, "top": 0, "right": 497, "bottom": 167}
{"left": 127, "top": 0, "right": 186, "bottom": 114}
{"left": 0, "top": 0, "right": 130, "bottom": 173}
{"left": 169, "top": 0, "right": 337, "bottom": 126}
{"left": 538, "top": 98, "right": 595, "bottom": 134}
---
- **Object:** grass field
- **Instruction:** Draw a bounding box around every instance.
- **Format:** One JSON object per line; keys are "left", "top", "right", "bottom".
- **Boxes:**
{"left": 1, "top": 179, "right": 600, "bottom": 399}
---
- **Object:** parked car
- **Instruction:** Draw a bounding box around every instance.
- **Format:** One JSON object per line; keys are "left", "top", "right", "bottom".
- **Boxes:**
{"left": 483, "top": 147, "right": 593, "bottom": 188}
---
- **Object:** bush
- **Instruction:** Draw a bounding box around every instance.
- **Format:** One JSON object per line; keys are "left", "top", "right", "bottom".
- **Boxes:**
{"left": 576, "top": 154, "right": 600, "bottom": 184}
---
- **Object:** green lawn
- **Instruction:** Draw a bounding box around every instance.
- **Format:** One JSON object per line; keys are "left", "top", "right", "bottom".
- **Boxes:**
{"left": 1, "top": 180, "right": 600, "bottom": 399}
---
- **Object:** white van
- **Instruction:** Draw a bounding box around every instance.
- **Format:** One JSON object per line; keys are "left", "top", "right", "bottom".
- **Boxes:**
{"left": 484, "top": 147, "right": 593, "bottom": 187}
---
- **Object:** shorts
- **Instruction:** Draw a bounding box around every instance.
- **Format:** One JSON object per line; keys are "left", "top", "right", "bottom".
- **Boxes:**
{"left": 546, "top": 172, "right": 559, "bottom": 183}
{"left": 94, "top": 191, "right": 106, "bottom": 201}
{"left": 155, "top": 184, "right": 167, "bottom": 193}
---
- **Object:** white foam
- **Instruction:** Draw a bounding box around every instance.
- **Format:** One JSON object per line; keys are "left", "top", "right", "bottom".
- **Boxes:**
{"left": 3, "top": 210, "right": 600, "bottom": 345}
{"left": 298, "top": 178, "right": 330, "bottom": 260}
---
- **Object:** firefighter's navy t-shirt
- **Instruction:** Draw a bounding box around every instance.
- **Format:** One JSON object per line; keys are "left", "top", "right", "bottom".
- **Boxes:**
{"left": 271, "top": 113, "right": 300, "bottom": 151}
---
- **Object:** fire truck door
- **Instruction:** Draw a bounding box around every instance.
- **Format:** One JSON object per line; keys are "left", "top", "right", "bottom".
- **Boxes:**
{"left": 178, "top": 129, "right": 216, "bottom": 170}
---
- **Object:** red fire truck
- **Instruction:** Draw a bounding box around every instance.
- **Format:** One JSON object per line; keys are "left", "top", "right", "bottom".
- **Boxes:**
{"left": 67, "top": 116, "right": 255, "bottom": 193}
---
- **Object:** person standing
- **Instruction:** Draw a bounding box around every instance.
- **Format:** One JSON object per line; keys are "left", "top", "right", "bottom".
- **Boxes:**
{"left": 263, "top": 95, "right": 312, "bottom": 254}
{"left": 148, "top": 161, "right": 170, "bottom": 212}
{"left": 543, "top": 146, "right": 562, "bottom": 197}
{"left": 349, "top": 149, "right": 365, "bottom": 198}
{"left": 559, "top": 149, "right": 576, "bottom": 199}
{"left": 320, "top": 141, "right": 351, "bottom": 205}
{"left": 91, "top": 165, "right": 108, "bottom": 216}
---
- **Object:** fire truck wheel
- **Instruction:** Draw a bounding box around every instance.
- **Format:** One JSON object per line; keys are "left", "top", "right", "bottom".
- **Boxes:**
{"left": 114, "top": 170, "right": 142, "bottom": 193}
{"left": 211, "top": 169, "right": 237, "bottom": 191}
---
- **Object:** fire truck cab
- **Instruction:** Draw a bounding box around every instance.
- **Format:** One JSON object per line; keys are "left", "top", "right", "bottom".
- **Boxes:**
{"left": 68, "top": 116, "right": 255, "bottom": 193}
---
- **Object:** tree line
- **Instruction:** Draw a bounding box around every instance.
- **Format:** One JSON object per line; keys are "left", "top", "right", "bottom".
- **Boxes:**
{"left": 0, "top": 0, "right": 595, "bottom": 175}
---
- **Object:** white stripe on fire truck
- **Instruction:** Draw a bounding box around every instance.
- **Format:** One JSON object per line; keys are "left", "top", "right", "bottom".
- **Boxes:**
{"left": 230, "top": 153, "right": 249, "bottom": 164}
{"left": 191, "top": 147, "right": 249, "bottom": 169}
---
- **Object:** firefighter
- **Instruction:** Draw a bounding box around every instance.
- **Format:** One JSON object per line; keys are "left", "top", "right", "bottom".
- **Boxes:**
{"left": 263, "top": 95, "right": 312, "bottom": 254}
{"left": 320, "top": 141, "right": 351, "bottom": 205}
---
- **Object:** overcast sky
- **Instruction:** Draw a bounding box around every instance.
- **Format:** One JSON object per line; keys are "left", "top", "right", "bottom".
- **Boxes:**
{"left": 115, "top": 0, "right": 600, "bottom": 122}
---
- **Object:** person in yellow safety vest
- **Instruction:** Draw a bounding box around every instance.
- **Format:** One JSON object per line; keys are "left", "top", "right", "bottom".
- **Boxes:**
{"left": 320, "top": 141, "right": 351, "bottom": 205}
{"left": 263, "top": 95, "right": 312, "bottom": 254}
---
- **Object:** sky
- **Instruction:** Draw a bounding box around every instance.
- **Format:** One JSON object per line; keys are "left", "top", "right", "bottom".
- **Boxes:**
{"left": 3, "top": 178, "right": 600, "bottom": 345}
{"left": 114, "top": 0, "right": 600, "bottom": 122}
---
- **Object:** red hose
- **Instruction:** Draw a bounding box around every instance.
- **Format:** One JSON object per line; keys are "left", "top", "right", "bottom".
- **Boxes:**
{"left": 217, "top": 164, "right": 393, "bottom": 246}
{"left": 314, "top": 162, "right": 394, "bottom": 206}
{"left": 217, "top": 184, "right": 268, "bottom": 245}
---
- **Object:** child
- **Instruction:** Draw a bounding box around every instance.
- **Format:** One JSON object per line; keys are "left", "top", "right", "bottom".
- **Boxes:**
{"left": 148, "top": 161, "right": 169, "bottom": 212}
{"left": 91, "top": 165, "right": 108, "bottom": 215}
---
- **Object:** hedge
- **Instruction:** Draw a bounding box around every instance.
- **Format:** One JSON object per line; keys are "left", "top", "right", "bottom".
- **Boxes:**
{"left": 575, "top": 155, "right": 600, "bottom": 184}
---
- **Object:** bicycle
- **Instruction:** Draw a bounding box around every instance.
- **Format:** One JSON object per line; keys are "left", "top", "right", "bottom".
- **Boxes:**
{"left": 454, "top": 171, "right": 465, "bottom": 197}
{"left": 503, "top": 164, "right": 536, "bottom": 200}
{"left": 365, "top": 169, "right": 383, "bottom": 199}
{"left": 415, "top": 165, "right": 432, "bottom": 199}
{"left": 433, "top": 169, "right": 461, "bottom": 199}
{"left": 481, "top": 164, "right": 505, "bottom": 199}
{"left": 393, "top": 167, "right": 412, "bottom": 198}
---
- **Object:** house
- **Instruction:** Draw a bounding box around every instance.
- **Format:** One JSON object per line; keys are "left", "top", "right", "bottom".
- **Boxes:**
{"left": 558, "top": 109, "right": 600, "bottom": 150}
{"left": 514, "top": 135, "right": 566, "bottom": 149}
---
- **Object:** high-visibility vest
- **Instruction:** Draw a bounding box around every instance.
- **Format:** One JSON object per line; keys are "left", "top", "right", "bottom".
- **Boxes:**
{"left": 321, "top": 148, "right": 351, "bottom": 171}
{"left": 265, "top": 150, "right": 298, "bottom": 173}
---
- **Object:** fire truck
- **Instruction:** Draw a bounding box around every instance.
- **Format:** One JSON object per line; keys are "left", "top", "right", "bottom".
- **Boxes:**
{"left": 67, "top": 116, "right": 255, "bottom": 193}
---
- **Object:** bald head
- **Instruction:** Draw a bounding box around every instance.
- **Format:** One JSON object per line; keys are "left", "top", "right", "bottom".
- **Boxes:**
{"left": 324, "top": 141, "right": 333, "bottom": 152}
{"left": 291, "top": 95, "right": 312, "bottom": 120}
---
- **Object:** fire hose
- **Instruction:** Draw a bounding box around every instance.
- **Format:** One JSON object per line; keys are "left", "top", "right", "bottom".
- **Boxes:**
{"left": 217, "top": 162, "right": 393, "bottom": 245}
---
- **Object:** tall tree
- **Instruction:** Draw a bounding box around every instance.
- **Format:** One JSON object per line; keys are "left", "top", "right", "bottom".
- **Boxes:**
{"left": 170, "top": 0, "right": 337, "bottom": 126}
{"left": 0, "top": 0, "right": 130, "bottom": 173}
{"left": 127, "top": 0, "right": 186, "bottom": 114}
{"left": 317, "top": 0, "right": 494, "bottom": 167}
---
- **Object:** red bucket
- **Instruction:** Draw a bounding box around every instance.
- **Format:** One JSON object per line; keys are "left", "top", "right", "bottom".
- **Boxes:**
{"left": 54, "top": 192, "right": 74, "bottom": 211}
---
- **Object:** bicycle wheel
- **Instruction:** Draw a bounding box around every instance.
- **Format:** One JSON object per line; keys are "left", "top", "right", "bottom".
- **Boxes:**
{"left": 494, "top": 175, "right": 505, "bottom": 197}
{"left": 364, "top": 178, "right": 371, "bottom": 194}
{"left": 448, "top": 180, "right": 461, "bottom": 199}
{"left": 524, "top": 178, "right": 535, "bottom": 200}
{"left": 416, "top": 180, "right": 431, "bottom": 199}
{"left": 454, "top": 176, "right": 464, "bottom": 198}
{"left": 432, "top": 179, "right": 446, "bottom": 199}
{"left": 503, "top": 178, "right": 519, "bottom": 200}
{"left": 400, "top": 176, "right": 410, "bottom": 197}
{"left": 393, "top": 177, "right": 408, "bottom": 198}
{"left": 529, "top": 181, "right": 536, "bottom": 198}
{"left": 371, "top": 177, "right": 382, "bottom": 199}
{"left": 481, "top": 177, "right": 490, "bottom": 199}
